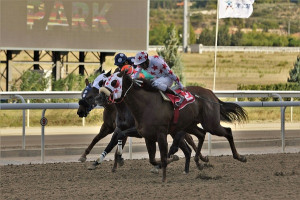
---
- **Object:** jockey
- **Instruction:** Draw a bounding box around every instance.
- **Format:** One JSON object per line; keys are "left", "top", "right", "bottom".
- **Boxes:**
{"left": 133, "top": 51, "right": 185, "bottom": 107}
{"left": 114, "top": 53, "right": 136, "bottom": 69}
{"left": 114, "top": 53, "right": 153, "bottom": 79}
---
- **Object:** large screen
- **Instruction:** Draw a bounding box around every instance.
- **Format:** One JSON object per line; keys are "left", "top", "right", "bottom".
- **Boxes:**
{"left": 0, "top": 0, "right": 149, "bottom": 51}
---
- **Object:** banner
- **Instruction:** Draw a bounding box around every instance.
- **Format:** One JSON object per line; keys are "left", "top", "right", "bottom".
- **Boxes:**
{"left": 219, "top": 0, "right": 255, "bottom": 19}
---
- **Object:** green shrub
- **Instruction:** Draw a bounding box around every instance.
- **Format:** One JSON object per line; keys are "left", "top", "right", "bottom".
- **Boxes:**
{"left": 11, "top": 70, "right": 50, "bottom": 92}
{"left": 288, "top": 56, "right": 300, "bottom": 84}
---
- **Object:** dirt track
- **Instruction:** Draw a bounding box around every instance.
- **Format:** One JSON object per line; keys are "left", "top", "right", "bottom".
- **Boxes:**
{"left": 1, "top": 153, "right": 299, "bottom": 200}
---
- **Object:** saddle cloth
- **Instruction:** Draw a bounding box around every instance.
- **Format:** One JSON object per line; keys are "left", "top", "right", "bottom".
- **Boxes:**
{"left": 160, "top": 89, "right": 195, "bottom": 124}
{"left": 160, "top": 89, "right": 195, "bottom": 110}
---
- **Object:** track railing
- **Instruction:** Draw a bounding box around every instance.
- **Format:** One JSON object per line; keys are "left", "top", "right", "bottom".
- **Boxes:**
{"left": 1, "top": 98, "right": 299, "bottom": 163}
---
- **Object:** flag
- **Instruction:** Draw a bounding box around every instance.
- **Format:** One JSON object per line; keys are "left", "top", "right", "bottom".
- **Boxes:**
{"left": 219, "top": 0, "right": 255, "bottom": 19}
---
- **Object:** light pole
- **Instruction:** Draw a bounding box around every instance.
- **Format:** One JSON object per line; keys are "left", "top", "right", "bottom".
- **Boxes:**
{"left": 183, "top": 0, "right": 189, "bottom": 53}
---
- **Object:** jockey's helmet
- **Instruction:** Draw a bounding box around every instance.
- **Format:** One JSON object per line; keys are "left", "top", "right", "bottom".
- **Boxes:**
{"left": 114, "top": 53, "right": 127, "bottom": 66}
{"left": 134, "top": 51, "right": 148, "bottom": 65}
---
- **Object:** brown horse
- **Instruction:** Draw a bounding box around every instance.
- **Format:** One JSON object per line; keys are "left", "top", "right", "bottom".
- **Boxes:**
{"left": 77, "top": 72, "right": 203, "bottom": 173}
{"left": 97, "top": 71, "right": 247, "bottom": 182}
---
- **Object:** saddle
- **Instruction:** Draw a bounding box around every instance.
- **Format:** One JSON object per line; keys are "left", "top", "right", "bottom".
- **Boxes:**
{"left": 159, "top": 87, "right": 195, "bottom": 124}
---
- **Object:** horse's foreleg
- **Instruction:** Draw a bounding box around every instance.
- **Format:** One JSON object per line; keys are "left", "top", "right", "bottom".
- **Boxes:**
{"left": 178, "top": 139, "right": 191, "bottom": 174}
{"left": 157, "top": 133, "right": 169, "bottom": 182}
{"left": 145, "top": 139, "right": 159, "bottom": 166}
{"left": 112, "top": 136, "right": 128, "bottom": 172}
{"left": 168, "top": 131, "right": 184, "bottom": 157}
{"left": 79, "top": 124, "right": 113, "bottom": 162}
{"left": 88, "top": 129, "right": 120, "bottom": 170}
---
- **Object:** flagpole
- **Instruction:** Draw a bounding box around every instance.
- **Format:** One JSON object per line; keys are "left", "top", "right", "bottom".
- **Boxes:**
{"left": 208, "top": 0, "right": 220, "bottom": 156}
{"left": 213, "top": 0, "right": 220, "bottom": 91}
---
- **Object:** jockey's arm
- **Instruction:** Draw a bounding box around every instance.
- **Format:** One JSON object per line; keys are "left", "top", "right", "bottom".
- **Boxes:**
{"left": 161, "top": 62, "right": 184, "bottom": 89}
{"left": 133, "top": 67, "right": 142, "bottom": 79}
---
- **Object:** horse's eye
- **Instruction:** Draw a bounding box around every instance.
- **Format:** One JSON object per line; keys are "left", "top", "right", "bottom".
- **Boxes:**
{"left": 111, "top": 80, "right": 120, "bottom": 88}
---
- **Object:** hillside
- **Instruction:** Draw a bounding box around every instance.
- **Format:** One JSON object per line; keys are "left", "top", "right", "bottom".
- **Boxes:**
{"left": 149, "top": 1, "right": 300, "bottom": 43}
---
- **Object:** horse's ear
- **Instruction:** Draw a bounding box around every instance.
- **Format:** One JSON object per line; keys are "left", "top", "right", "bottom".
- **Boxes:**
{"left": 85, "top": 78, "right": 89, "bottom": 86}
{"left": 117, "top": 71, "right": 124, "bottom": 77}
{"left": 105, "top": 70, "right": 111, "bottom": 77}
{"left": 114, "top": 68, "right": 120, "bottom": 73}
{"left": 98, "top": 66, "right": 104, "bottom": 74}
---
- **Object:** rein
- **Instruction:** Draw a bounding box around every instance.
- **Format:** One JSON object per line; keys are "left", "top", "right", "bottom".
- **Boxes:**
{"left": 107, "top": 80, "right": 134, "bottom": 104}
{"left": 192, "top": 93, "right": 222, "bottom": 105}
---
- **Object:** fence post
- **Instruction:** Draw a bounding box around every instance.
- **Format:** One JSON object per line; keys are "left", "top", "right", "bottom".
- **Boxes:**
{"left": 291, "top": 97, "right": 293, "bottom": 122}
{"left": 272, "top": 93, "right": 285, "bottom": 152}
{"left": 281, "top": 107, "right": 287, "bottom": 152}
{"left": 27, "top": 99, "right": 30, "bottom": 127}
{"left": 41, "top": 109, "right": 47, "bottom": 164}
{"left": 14, "top": 95, "right": 26, "bottom": 150}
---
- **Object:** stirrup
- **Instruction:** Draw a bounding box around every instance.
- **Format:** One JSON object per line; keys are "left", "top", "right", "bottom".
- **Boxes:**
{"left": 175, "top": 95, "right": 184, "bottom": 107}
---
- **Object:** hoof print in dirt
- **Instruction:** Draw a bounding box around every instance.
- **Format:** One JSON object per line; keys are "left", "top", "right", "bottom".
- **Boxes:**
{"left": 196, "top": 173, "right": 222, "bottom": 180}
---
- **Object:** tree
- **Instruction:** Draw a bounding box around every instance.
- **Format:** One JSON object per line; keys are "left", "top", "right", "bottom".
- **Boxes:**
{"left": 189, "top": 22, "right": 197, "bottom": 44}
{"left": 231, "top": 29, "right": 243, "bottom": 46}
{"left": 157, "top": 25, "right": 185, "bottom": 83}
{"left": 288, "top": 56, "right": 300, "bottom": 84}
{"left": 197, "top": 28, "right": 215, "bottom": 45}
{"left": 218, "top": 26, "right": 231, "bottom": 46}
{"left": 149, "top": 23, "right": 168, "bottom": 45}
{"left": 11, "top": 70, "right": 50, "bottom": 91}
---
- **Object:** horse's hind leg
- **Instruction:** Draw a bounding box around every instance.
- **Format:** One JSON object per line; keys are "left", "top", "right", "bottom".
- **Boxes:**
{"left": 79, "top": 124, "right": 113, "bottom": 162}
{"left": 208, "top": 125, "right": 247, "bottom": 162}
{"left": 184, "top": 133, "right": 209, "bottom": 163}
{"left": 185, "top": 125, "right": 206, "bottom": 170}
{"left": 224, "top": 127, "right": 246, "bottom": 162}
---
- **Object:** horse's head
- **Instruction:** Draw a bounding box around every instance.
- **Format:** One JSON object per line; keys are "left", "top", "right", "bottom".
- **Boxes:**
{"left": 77, "top": 70, "right": 111, "bottom": 118}
{"left": 96, "top": 70, "right": 133, "bottom": 105}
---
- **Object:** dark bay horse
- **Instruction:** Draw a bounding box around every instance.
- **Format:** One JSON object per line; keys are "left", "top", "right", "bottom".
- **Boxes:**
{"left": 77, "top": 71, "right": 202, "bottom": 172}
{"left": 97, "top": 71, "right": 248, "bottom": 182}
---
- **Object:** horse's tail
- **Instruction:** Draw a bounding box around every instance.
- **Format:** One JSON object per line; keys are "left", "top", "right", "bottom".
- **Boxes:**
{"left": 219, "top": 99, "right": 248, "bottom": 123}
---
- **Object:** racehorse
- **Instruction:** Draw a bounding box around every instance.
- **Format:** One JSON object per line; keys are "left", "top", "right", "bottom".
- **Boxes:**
{"left": 77, "top": 70, "right": 203, "bottom": 173}
{"left": 97, "top": 70, "right": 248, "bottom": 182}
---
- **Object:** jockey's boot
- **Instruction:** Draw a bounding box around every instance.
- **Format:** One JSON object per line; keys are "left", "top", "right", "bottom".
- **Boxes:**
{"left": 165, "top": 88, "right": 185, "bottom": 107}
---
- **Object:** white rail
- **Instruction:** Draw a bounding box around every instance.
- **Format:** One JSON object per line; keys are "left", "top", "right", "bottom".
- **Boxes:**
{"left": 1, "top": 90, "right": 300, "bottom": 99}
{"left": 149, "top": 45, "right": 300, "bottom": 53}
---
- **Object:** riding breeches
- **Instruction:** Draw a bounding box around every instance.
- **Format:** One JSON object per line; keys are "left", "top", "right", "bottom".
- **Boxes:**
{"left": 151, "top": 76, "right": 173, "bottom": 91}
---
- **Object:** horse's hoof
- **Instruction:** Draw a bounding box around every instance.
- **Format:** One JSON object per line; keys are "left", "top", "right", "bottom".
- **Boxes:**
{"left": 201, "top": 156, "right": 209, "bottom": 163}
{"left": 183, "top": 171, "right": 189, "bottom": 174}
{"left": 111, "top": 168, "right": 116, "bottom": 173}
{"left": 78, "top": 156, "right": 87, "bottom": 162}
{"left": 150, "top": 168, "right": 159, "bottom": 174}
{"left": 197, "top": 163, "right": 204, "bottom": 170}
{"left": 239, "top": 156, "right": 247, "bottom": 163}
{"left": 87, "top": 161, "right": 99, "bottom": 170}
{"left": 117, "top": 157, "right": 124, "bottom": 167}
{"left": 171, "top": 155, "right": 179, "bottom": 161}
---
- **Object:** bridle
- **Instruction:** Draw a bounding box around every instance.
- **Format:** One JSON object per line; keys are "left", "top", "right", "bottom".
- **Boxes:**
{"left": 106, "top": 79, "right": 135, "bottom": 104}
